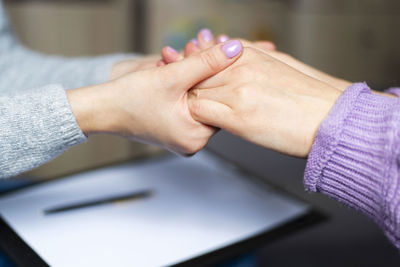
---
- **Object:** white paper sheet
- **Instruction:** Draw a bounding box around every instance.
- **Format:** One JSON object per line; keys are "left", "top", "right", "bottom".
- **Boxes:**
{"left": 0, "top": 151, "right": 309, "bottom": 267}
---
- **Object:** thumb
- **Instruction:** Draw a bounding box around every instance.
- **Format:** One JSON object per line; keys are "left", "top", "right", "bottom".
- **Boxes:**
{"left": 253, "top": 41, "right": 276, "bottom": 51}
{"left": 162, "top": 40, "right": 243, "bottom": 90}
{"left": 188, "top": 96, "right": 233, "bottom": 130}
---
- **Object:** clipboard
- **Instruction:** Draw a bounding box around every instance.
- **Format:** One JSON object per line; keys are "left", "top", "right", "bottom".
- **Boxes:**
{"left": 0, "top": 150, "right": 324, "bottom": 267}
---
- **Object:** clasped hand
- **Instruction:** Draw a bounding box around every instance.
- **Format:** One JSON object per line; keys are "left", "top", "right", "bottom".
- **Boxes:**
{"left": 67, "top": 39, "right": 243, "bottom": 155}
{"left": 162, "top": 31, "right": 342, "bottom": 157}
{"left": 68, "top": 29, "right": 345, "bottom": 158}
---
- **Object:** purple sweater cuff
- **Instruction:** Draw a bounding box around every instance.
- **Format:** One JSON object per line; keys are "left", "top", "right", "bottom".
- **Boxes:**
{"left": 386, "top": 87, "right": 400, "bottom": 97}
{"left": 304, "top": 82, "right": 400, "bottom": 249}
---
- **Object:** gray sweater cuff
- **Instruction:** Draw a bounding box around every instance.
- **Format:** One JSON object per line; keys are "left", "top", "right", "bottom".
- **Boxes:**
{"left": 0, "top": 84, "right": 87, "bottom": 178}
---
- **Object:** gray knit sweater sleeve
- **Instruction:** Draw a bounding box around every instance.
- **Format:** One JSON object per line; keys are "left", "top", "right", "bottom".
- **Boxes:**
{"left": 0, "top": 1, "right": 136, "bottom": 178}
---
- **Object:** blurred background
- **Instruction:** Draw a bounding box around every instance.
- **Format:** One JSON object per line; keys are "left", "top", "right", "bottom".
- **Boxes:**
{"left": 4, "top": 0, "right": 400, "bottom": 265}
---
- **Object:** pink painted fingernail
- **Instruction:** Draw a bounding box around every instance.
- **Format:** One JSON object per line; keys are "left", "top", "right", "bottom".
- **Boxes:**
{"left": 167, "top": 46, "right": 177, "bottom": 53}
{"left": 222, "top": 40, "right": 242, "bottom": 58}
{"left": 200, "top": 28, "right": 213, "bottom": 43}
{"left": 191, "top": 38, "right": 199, "bottom": 46}
{"left": 217, "top": 35, "right": 230, "bottom": 43}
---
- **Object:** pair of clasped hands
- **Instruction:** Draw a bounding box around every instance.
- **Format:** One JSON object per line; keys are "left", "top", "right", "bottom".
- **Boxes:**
{"left": 68, "top": 29, "right": 350, "bottom": 158}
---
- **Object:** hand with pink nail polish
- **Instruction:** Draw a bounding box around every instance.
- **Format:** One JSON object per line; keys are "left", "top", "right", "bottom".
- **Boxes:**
{"left": 197, "top": 28, "right": 215, "bottom": 49}
{"left": 188, "top": 45, "right": 342, "bottom": 158}
{"left": 160, "top": 28, "right": 216, "bottom": 64}
{"left": 160, "top": 37, "right": 353, "bottom": 93}
{"left": 172, "top": 29, "right": 354, "bottom": 92}
{"left": 68, "top": 41, "right": 243, "bottom": 156}
{"left": 161, "top": 29, "right": 277, "bottom": 65}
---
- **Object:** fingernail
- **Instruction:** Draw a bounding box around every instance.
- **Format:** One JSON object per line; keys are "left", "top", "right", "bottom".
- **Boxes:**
{"left": 167, "top": 46, "right": 177, "bottom": 53}
{"left": 222, "top": 40, "right": 242, "bottom": 58}
{"left": 191, "top": 38, "right": 199, "bottom": 46}
{"left": 200, "top": 28, "right": 213, "bottom": 43}
{"left": 217, "top": 35, "right": 230, "bottom": 43}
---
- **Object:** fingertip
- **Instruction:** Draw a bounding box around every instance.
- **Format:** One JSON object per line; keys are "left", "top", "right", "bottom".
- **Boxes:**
{"left": 190, "top": 38, "right": 199, "bottom": 47}
{"left": 166, "top": 46, "right": 178, "bottom": 53}
{"left": 187, "top": 96, "right": 202, "bottom": 119}
{"left": 184, "top": 41, "right": 200, "bottom": 57}
{"left": 187, "top": 98, "right": 231, "bottom": 129}
{"left": 164, "top": 39, "right": 242, "bottom": 89}
{"left": 221, "top": 39, "right": 243, "bottom": 59}
{"left": 216, "top": 34, "right": 230, "bottom": 44}
{"left": 161, "top": 46, "right": 180, "bottom": 64}
{"left": 197, "top": 28, "right": 214, "bottom": 48}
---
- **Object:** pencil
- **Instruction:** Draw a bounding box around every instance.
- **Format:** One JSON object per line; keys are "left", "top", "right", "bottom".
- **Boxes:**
{"left": 43, "top": 190, "right": 152, "bottom": 215}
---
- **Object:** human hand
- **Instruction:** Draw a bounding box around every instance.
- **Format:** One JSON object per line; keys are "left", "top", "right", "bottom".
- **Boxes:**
{"left": 110, "top": 55, "right": 160, "bottom": 80}
{"left": 159, "top": 28, "right": 351, "bottom": 92}
{"left": 161, "top": 29, "right": 352, "bottom": 91}
{"left": 258, "top": 50, "right": 353, "bottom": 91}
{"left": 248, "top": 49, "right": 395, "bottom": 97}
{"left": 67, "top": 41, "right": 243, "bottom": 155}
{"left": 159, "top": 29, "right": 276, "bottom": 65}
{"left": 173, "top": 30, "right": 395, "bottom": 98}
{"left": 187, "top": 46, "right": 342, "bottom": 158}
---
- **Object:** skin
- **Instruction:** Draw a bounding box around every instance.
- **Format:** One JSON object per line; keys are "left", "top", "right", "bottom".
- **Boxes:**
{"left": 66, "top": 43, "right": 242, "bottom": 155}
{"left": 187, "top": 46, "right": 341, "bottom": 157}
{"left": 159, "top": 30, "right": 395, "bottom": 157}
{"left": 252, "top": 48, "right": 394, "bottom": 98}
{"left": 161, "top": 32, "right": 393, "bottom": 97}
{"left": 162, "top": 35, "right": 351, "bottom": 92}
{"left": 159, "top": 33, "right": 340, "bottom": 156}
{"left": 110, "top": 55, "right": 160, "bottom": 80}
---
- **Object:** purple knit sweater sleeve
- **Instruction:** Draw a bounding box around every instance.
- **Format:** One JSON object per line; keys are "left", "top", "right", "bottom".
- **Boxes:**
{"left": 386, "top": 87, "right": 400, "bottom": 97}
{"left": 304, "top": 82, "right": 400, "bottom": 249}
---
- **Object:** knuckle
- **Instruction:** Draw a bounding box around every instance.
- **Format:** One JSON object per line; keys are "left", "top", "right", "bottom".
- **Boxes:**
{"left": 230, "top": 63, "right": 257, "bottom": 81}
{"left": 188, "top": 99, "right": 202, "bottom": 118}
{"left": 180, "top": 141, "right": 201, "bottom": 155}
{"left": 230, "top": 65, "right": 250, "bottom": 80}
{"left": 200, "top": 51, "right": 221, "bottom": 73}
{"left": 233, "top": 84, "right": 251, "bottom": 100}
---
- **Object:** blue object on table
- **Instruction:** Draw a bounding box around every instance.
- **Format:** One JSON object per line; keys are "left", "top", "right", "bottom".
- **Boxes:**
{"left": 0, "top": 251, "right": 14, "bottom": 267}
{"left": 218, "top": 253, "right": 256, "bottom": 267}
{"left": 0, "top": 179, "right": 35, "bottom": 194}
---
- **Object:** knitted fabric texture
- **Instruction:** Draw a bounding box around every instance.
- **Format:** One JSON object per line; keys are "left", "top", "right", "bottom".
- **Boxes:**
{"left": 0, "top": 1, "right": 134, "bottom": 178}
{"left": 305, "top": 82, "right": 400, "bottom": 249}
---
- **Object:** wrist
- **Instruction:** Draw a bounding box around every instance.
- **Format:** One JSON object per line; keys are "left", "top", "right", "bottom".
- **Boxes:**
{"left": 334, "top": 78, "right": 352, "bottom": 91}
{"left": 110, "top": 61, "right": 126, "bottom": 81}
{"left": 306, "top": 83, "right": 342, "bottom": 156}
{"left": 324, "top": 75, "right": 352, "bottom": 91}
{"left": 66, "top": 82, "right": 117, "bottom": 135}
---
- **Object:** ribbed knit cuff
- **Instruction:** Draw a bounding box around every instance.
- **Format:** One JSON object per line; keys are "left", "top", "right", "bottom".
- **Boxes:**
{"left": 0, "top": 84, "right": 87, "bottom": 178}
{"left": 386, "top": 87, "right": 400, "bottom": 97}
{"left": 304, "top": 82, "right": 400, "bottom": 247}
{"left": 55, "top": 86, "right": 88, "bottom": 146}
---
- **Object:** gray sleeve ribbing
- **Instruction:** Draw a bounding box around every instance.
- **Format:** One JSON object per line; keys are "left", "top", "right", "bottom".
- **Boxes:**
{"left": 0, "top": 1, "right": 137, "bottom": 93}
{"left": 0, "top": 45, "right": 133, "bottom": 93}
{"left": 0, "top": 84, "right": 87, "bottom": 178}
{"left": 0, "top": 1, "right": 138, "bottom": 178}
